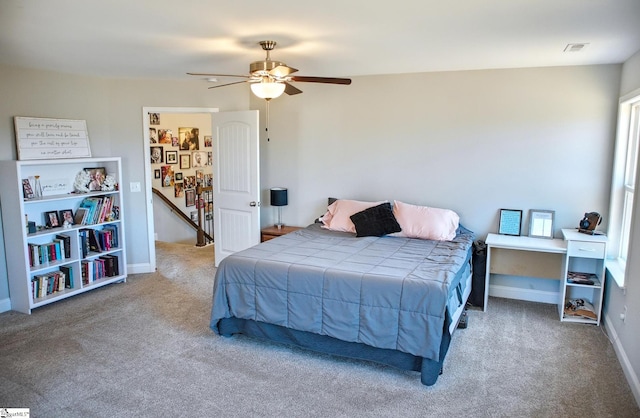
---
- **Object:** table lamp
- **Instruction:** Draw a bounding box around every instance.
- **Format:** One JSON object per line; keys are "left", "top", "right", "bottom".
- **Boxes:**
{"left": 270, "top": 187, "right": 288, "bottom": 229}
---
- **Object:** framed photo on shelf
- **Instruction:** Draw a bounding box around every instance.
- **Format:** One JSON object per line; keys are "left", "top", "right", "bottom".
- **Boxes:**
{"left": 185, "top": 189, "right": 196, "bottom": 207}
{"left": 166, "top": 150, "right": 178, "bottom": 164}
{"left": 498, "top": 208, "right": 522, "bottom": 236}
{"left": 528, "top": 209, "right": 555, "bottom": 239}
{"left": 84, "top": 167, "right": 106, "bottom": 191}
{"left": 22, "top": 178, "right": 34, "bottom": 199}
{"left": 180, "top": 154, "right": 191, "bottom": 169}
{"left": 45, "top": 211, "right": 60, "bottom": 228}
{"left": 58, "top": 209, "right": 74, "bottom": 226}
{"left": 74, "top": 208, "right": 88, "bottom": 225}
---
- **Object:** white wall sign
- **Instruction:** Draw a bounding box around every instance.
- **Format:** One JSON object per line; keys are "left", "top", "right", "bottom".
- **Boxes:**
{"left": 14, "top": 116, "right": 92, "bottom": 160}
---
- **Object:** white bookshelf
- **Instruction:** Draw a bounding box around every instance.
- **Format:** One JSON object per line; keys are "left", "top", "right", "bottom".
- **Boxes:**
{"left": 0, "top": 157, "right": 127, "bottom": 314}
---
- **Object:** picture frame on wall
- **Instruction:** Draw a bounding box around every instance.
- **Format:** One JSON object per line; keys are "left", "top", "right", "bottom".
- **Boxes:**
{"left": 192, "top": 151, "right": 206, "bottom": 168}
{"left": 185, "top": 189, "right": 196, "bottom": 207}
{"left": 498, "top": 208, "right": 522, "bottom": 236}
{"left": 175, "top": 172, "right": 183, "bottom": 181}
{"left": 154, "top": 169, "right": 161, "bottom": 179}
{"left": 180, "top": 154, "right": 191, "bottom": 169}
{"left": 150, "top": 146, "right": 163, "bottom": 164}
{"left": 166, "top": 150, "right": 178, "bottom": 164}
{"left": 149, "top": 112, "right": 160, "bottom": 125}
{"left": 528, "top": 209, "right": 555, "bottom": 239}
{"left": 174, "top": 182, "right": 184, "bottom": 198}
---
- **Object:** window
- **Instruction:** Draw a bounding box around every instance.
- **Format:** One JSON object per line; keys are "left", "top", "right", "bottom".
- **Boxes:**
{"left": 607, "top": 88, "right": 640, "bottom": 288}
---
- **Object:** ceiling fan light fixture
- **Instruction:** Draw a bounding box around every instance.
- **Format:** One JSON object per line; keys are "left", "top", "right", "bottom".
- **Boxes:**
{"left": 251, "top": 80, "right": 285, "bottom": 100}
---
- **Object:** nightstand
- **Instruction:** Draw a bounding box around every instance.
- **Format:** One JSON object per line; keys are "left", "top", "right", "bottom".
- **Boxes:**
{"left": 261, "top": 225, "right": 303, "bottom": 242}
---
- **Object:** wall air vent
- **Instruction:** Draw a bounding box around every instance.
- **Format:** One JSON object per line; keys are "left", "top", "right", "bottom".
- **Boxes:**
{"left": 564, "top": 43, "right": 589, "bottom": 52}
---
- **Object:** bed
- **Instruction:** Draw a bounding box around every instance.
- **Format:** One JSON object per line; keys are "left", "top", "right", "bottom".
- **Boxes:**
{"left": 210, "top": 202, "right": 474, "bottom": 386}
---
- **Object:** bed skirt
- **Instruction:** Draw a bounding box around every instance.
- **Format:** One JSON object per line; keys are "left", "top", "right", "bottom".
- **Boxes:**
{"left": 216, "top": 316, "right": 453, "bottom": 386}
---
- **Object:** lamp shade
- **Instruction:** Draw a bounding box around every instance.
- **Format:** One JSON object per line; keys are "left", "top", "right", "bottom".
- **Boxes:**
{"left": 251, "top": 81, "right": 285, "bottom": 99}
{"left": 270, "top": 188, "right": 288, "bottom": 206}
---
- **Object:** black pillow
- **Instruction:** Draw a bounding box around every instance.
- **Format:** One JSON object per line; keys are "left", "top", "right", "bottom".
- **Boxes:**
{"left": 350, "top": 202, "right": 402, "bottom": 237}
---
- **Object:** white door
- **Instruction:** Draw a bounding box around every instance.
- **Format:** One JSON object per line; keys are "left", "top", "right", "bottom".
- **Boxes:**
{"left": 212, "top": 110, "right": 260, "bottom": 266}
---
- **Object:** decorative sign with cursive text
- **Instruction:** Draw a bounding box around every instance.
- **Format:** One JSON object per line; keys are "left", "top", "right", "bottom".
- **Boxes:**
{"left": 14, "top": 116, "right": 92, "bottom": 160}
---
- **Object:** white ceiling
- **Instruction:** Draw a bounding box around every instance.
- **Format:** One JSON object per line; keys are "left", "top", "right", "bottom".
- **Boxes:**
{"left": 1, "top": 0, "right": 639, "bottom": 84}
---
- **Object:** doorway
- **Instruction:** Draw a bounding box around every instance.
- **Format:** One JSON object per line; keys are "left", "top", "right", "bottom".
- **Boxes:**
{"left": 142, "top": 107, "right": 219, "bottom": 271}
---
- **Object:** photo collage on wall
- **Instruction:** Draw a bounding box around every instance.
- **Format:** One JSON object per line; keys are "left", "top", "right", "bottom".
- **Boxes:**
{"left": 149, "top": 113, "right": 213, "bottom": 219}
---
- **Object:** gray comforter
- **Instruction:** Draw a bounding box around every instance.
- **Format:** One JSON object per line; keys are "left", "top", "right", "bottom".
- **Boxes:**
{"left": 210, "top": 223, "right": 474, "bottom": 361}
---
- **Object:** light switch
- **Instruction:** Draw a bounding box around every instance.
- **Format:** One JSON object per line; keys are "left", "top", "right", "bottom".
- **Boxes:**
{"left": 130, "top": 182, "right": 141, "bottom": 192}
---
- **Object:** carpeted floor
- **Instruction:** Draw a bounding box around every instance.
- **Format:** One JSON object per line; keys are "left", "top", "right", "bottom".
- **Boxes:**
{"left": 0, "top": 241, "right": 638, "bottom": 417}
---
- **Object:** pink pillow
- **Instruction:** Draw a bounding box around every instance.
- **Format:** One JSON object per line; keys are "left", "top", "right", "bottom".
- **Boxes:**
{"left": 392, "top": 200, "right": 459, "bottom": 241}
{"left": 320, "top": 199, "right": 385, "bottom": 233}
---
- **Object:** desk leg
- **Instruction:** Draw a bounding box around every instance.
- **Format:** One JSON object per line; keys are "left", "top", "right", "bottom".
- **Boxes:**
{"left": 483, "top": 245, "right": 491, "bottom": 312}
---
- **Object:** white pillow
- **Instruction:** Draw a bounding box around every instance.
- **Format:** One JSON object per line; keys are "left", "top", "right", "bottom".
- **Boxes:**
{"left": 320, "top": 199, "right": 386, "bottom": 233}
{"left": 392, "top": 200, "right": 459, "bottom": 241}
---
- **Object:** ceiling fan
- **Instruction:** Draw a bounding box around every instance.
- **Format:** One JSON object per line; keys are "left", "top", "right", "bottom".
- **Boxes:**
{"left": 188, "top": 40, "right": 352, "bottom": 100}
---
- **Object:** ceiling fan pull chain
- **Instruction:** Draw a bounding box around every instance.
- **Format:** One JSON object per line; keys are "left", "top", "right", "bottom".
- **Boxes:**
{"left": 266, "top": 99, "right": 270, "bottom": 142}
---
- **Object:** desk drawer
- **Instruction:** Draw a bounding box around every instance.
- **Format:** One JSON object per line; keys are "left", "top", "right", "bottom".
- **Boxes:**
{"left": 567, "top": 241, "right": 605, "bottom": 259}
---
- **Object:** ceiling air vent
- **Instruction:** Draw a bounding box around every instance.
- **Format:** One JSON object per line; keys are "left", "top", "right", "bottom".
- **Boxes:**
{"left": 564, "top": 43, "right": 589, "bottom": 52}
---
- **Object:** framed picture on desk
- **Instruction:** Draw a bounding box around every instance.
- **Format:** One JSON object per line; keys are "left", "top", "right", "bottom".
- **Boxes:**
{"left": 498, "top": 208, "right": 522, "bottom": 236}
{"left": 529, "top": 209, "right": 555, "bottom": 239}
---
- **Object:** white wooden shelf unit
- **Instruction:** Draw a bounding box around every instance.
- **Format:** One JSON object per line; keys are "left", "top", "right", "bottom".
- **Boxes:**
{"left": 0, "top": 157, "right": 127, "bottom": 314}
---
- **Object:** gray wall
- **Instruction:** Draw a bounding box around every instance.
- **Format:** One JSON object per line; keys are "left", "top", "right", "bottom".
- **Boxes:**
{"left": 259, "top": 65, "right": 620, "bottom": 238}
{"left": 0, "top": 60, "right": 636, "bottom": 402}
{"left": 603, "top": 49, "right": 640, "bottom": 404}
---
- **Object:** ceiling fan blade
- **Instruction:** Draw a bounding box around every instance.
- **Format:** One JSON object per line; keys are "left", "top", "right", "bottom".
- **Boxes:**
{"left": 284, "top": 82, "right": 303, "bottom": 95}
{"left": 188, "top": 72, "right": 250, "bottom": 79}
{"left": 207, "top": 81, "right": 249, "bottom": 89}
{"left": 289, "top": 76, "right": 351, "bottom": 85}
{"left": 270, "top": 65, "right": 298, "bottom": 78}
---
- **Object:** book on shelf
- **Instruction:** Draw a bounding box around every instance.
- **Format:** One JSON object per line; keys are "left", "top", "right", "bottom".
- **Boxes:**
{"left": 55, "top": 234, "right": 71, "bottom": 259}
{"left": 99, "top": 254, "right": 119, "bottom": 277}
{"left": 567, "top": 271, "right": 597, "bottom": 285}
{"left": 28, "top": 240, "right": 65, "bottom": 267}
{"left": 77, "top": 195, "right": 116, "bottom": 225}
{"left": 59, "top": 265, "right": 73, "bottom": 288}
{"left": 31, "top": 269, "right": 67, "bottom": 299}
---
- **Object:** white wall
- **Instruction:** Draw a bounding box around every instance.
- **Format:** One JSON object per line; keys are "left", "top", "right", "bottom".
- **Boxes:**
{"left": 603, "top": 49, "right": 640, "bottom": 406}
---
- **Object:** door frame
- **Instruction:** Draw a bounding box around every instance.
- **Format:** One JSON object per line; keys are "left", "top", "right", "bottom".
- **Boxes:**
{"left": 141, "top": 106, "right": 219, "bottom": 270}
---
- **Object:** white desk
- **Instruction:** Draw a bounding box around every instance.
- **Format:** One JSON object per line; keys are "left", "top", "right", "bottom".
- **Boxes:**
{"left": 483, "top": 233, "right": 567, "bottom": 311}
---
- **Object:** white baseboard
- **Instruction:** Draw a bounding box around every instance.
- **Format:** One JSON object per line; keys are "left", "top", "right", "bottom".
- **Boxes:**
{"left": 126, "top": 263, "right": 155, "bottom": 275}
{"left": 0, "top": 297, "right": 11, "bottom": 313}
{"left": 604, "top": 314, "right": 640, "bottom": 408}
{"left": 489, "top": 284, "right": 558, "bottom": 305}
